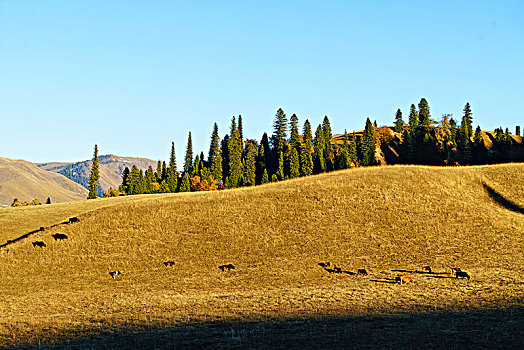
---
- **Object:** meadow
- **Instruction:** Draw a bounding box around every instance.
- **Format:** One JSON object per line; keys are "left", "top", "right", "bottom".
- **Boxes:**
{"left": 0, "top": 164, "right": 522, "bottom": 348}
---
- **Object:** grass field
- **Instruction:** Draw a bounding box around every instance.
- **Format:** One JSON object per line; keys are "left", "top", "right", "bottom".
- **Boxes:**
{"left": 0, "top": 164, "right": 523, "bottom": 348}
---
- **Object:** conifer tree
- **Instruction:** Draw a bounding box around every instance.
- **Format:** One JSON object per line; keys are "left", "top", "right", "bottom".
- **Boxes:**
{"left": 299, "top": 143, "right": 313, "bottom": 176}
{"left": 322, "top": 116, "right": 334, "bottom": 171}
{"left": 449, "top": 118, "right": 458, "bottom": 147}
{"left": 192, "top": 154, "right": 201, "bottom": 177}
{"left": 260, "top": 132, "right": 271, "bottom": 178}
{"left": 162, "top": 161, "right": 167, "bottom": 181}
{"left": 167, "top": 142, "right": 178, "bottom": 192}
{"left": 360, "top": 118, "right": 376, "bottom": 166}
{"left": 271, "top": 174, "right": 278, "bottom": 182}
{"left": 242, "top": 141, "right": 257, "bottom": 186}
{"left": 156, "top": 160, "right": 162, "bottom": 182}
{"left": 144, "top": 166, "right": 155, "bottom": 194}
{"left": 256, "top": 141, "right": 267, "bottom": 184}
{"left": 221, "top": 135, "right": 230, "bottom": 182}
{"left": 348, "top": 132, "right": 358, "bottom": 165}
{"left": 271, "top": 108, "right": 288, "bottom": 153}
{"left": 289, "top": 147, "right": 300, "bottom": 178}
{"left": 462, "top": 102, "right": 473, "bottom": 138}
{"left": 261, "top": 168, "right": 269, "bottom": 184}
{"left": 88, "top": 144, "right": 100, "bottom": 199}
{"left": 418, "top": 98, "right": 431, "bottom": 128}
{"left": 183, "top": 132, "right": 193, "bottom": 174}
{"left": 337, "top": 130, "right": 350, "bottom": 169}
{"left": 208, "top": 122, "right": 223, "bottom": 181}
{"left": 473, "top": 125, "right": 483, "bottom": 147}
{"left": 128, "top": 165, "right": 141, "bottom": 195}
{"left": 408, "top": 104, "right": 419, "bottom": 134}
{"left": 179, "top": 172, "right": 190, "bottom": 192}
{"left": 275, "top": 151, "right": 284, "bottom": 180}
{"left": 313, "top": 148, "right": 326, "bottom": 174}
{"left": 289, "top": 114, "right": 300, "bottom": 151}
{"left": 394, "top": 109, "right": 404, "bottom": 133}
{"left": 238, "top": 115, "right": 244, "bottom": 145}
{"left": 227, "top": 116, "right": 242, "bottom": 188}
{"left": 121, "top": 166, "right": 130, "bottom": 194}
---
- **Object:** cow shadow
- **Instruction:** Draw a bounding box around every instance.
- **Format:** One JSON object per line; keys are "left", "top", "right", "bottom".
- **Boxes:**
{"left": 483, "top": 183, "right": 524, "bottom": 214}
{"left": 370, "top": 278, "right": 398, "bottom": 284}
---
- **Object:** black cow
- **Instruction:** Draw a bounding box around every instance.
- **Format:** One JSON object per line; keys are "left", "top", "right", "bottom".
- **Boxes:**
{"left": 163, "top": 261, "right": 175, "bottom": 267}
{"left": 109, "top": 271, "right": 121, "bottom": 279}
{"left": 218, "top": 264, "right": 235, "bottom": 271}
{"left": 69, "top": 217, "right": 79, "bottom": 223}
{"left": 51, "top": 233, "right": 68, "bottom": 241}
{"left": 357, "top": 269, "right": 368, "bottom": 276}
{"left": 318, "top": 262, "right": 331, "bottom": 268}
{"left": 32, "top": 241, "right": 46, "bottom": 248}
{"left": 455, "top": 271, "right": 470, "bottom": 280}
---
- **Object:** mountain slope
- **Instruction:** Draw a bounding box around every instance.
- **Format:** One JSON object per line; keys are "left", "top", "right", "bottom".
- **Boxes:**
{"left": 0, "top": 163, "right": 522, "bottom": 348}
{"left": 38, "top": 154, "right": 159, "bottom": 194}
{"left": 0, "top": 157, "right": 88, "bottom": 206}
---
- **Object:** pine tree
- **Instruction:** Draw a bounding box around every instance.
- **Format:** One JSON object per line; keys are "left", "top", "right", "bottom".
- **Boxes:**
{"left": 348, "top": 132, "right": 358, "bottom": 165}
{"left": 275, "top": 151, "right": 284, "bottom": 180}
{"left": 192, "top": 154, "right": 201, "bottom": 177}
{"left": 161, "top": 161, "right": 167, "bottom": 181}
{"left": 322, "top": 116, "right": 334, "bottom": 171}
{"left": 408, "top": 104, "right": 419, "bottom": 134}
{"left": 360, "top": 118, "right": 376, "bottom": 166}
{"left": 144, "top": 166, "right": 155, "bottom": 194}
{"left": 261, "top": 168, "right": 269, "bottom": 184}
{"left": 418, "top": 98, "right": 431, "bottom": 128}
{"left": 88, "top": 144, "right": 100, "bottom": 199}
{"left": 313, "top": 148, "right": 326, "bottom": 174}
{"left": 208, "top": 122, "right": 223, "bottom": 181}
{"left": 449, "top": 118, "right": 458, "bottom": 148}
{"left": 121, "top": 166, "right": 130, "bottom": 194}
{"left": 178, "top": 172, "right": 190, "bottom": 192}
{"left": 238, "top": 115, "right": 244, "bottom": 145}
{"left": 260, "top": 132, "right": 271, "bottom": 177}
{"left": 256, "top": 141, "right": 267, "bottom": 184}
{"left": 167, "top": 142, "right": 178, "bottom": 192}
{"left": 299, "top": 142, "right": 313, "bottom": 176}
{"left": 227, "top": 116, "right": 242, "bottom": 188}
{"left": 156, "top": 160, "right": 162, "bottom": 182}
{"left": 462, "top": 102, "right": 473, "bottom": 138}
{"left": 289, "top": 114, "right": 300, "bottom": 151}
{"left": 271, "top": 108, "right": 288, "bottom": 153}
{"left": 289, "top": 147, "right": 300, "bottom": 178}
{"left": 183, "top": 132, "right": 193, "bottom": 174}
{"left": 473, "top": 125, "right": 483, "bottom": 147}
{"left": 337, "top": 130, "right": 350, "bottom": 169}
{"left": 221, "top": 135, "right": 230, "bottom": 182}
{"left": 127, "top": 165, "right": 141, "bottom": 195}
{"left": 394, "top": 109, "right": 404, "bottom": 133}
{"left": 242, "top": 140, "right": 257, "bottom": 186}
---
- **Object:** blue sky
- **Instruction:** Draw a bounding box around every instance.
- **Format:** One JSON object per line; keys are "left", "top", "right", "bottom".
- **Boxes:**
{"left": 1, "top": 1, "right": 523, "bottom": 164}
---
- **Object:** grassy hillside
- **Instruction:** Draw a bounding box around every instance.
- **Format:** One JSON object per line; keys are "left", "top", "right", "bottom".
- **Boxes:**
{"left": 0, "top": 164, "right": 522, "bottom": 348}
{"left": 38, "top": 154, "right": 160, "bottom": 195}
{"left": 0, "top": 157, "right": 88, "bottom": 207}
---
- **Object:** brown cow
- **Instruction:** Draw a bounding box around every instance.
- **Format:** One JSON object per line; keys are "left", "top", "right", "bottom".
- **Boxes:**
{"left": 421, "top": 265, "right": 432, "bottom": 273}
{"left": 163, "top": 261, "right": 175, "bottom": 267}
{"left": 451, "top": 267, "right": 462, "bottom": 277}
{"left": 109, "top": 271, "right": 121, "bottom": 279}
{"left": 400, "top": 276, "right": 414, "bottom": 284}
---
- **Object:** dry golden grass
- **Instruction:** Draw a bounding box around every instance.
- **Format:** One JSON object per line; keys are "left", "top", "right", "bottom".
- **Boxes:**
{"left": 0, "top": 164, "right": 523, "bottom": 348}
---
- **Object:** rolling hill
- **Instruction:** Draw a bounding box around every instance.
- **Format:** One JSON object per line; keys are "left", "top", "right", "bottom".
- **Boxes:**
{"left": 38, "top": 154, "right": 160, "bottom": 195}
{"left": 0, "top": 164, "right": 522, "bottom": 348}
{"left": 0, "top": 157, "right": 88, "bottom": 206}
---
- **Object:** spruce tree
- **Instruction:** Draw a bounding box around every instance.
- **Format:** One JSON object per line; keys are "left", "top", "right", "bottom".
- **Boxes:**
{"left": 473, "top": 125, "right": 483, "bottom": 147}
{"left": 227, "top": 116, "right": 242, "bottom": 188}
{"left": 271, "top": 108, "right": 288, "bottom": 153}
{"left": 360, "top": 118, "right": 376, "bottom": 166}
{"left": 167, "top": 142, "right": 178, "bottom": 192}
{"left": 322, "top": 116, "right": 334, "bottom": 171}
{"left": 161, "top": 161, "right": 167, "bottom": 181}
{"left": 260, "top": 132, "right": 271, "bottom": 178}
{"left": 289, "top": 147, "right": 300, "bottom": 178}
{"left": 192, "top": 154, "right": 201, "bottom": 177}
{"left": 299, "top": 142, "right": 313, "bottom": 176}
{"left": 242, "top": 141, "right": 257, "bottom": 186}
{"left": 128, "top": 165, "right": 140, "bottom": 195}
{"left": 261, "top": 168, "right": 269, "bottom": 184}
{"left": 208, "top": 122, "right": 223, "bottom": 181}
{"left": 121, "top": 166, "right": 130, "bottom": 194}
{"left": 394, "top": 109, "right": 404, "bottom": 133}
{"left": 144, "top": 166, "right": 155, "bottom": 194}
{"left": 275, "top": 151, "right": 284, "bottom": 180}
{"left": 462, "top": 102, "right": 473, "bottom": 138}
{"left": 179, "top": 172, "right": 190, "bottom": 192}
{"left": 418, "top": 98, "right": 431, "bottom": 128}
{"left": 313, "top": 148, "right": 326, "bottom": 174}
{"left": 238, "top": 114, "right": 244, "bottom": 145}
{"left": 256, "top": 141, "right": 267, "bottom": 184}
{"left": 348, "top": 132, "right": 358, "bottom": 166}
{"left": 408, "top": 104, "right": 419, "bottom": 134}
{"left": 221, "top": 135, "right": 230, "bottom": 182}
{"left": 449, "top": 118, "right": 458, "bottom": 147}
{"left": 156, "top": 160, "right": 162, "bottom": 182}
{"left": 183, "top": 132, "right": 193, "bottom": 174}
{"left": 88, "top": 144, "right": 100, "bottom": 199}
{"left": 337, "top": 130, "right": 350, "bottom": 169}
{"left": 289, "top": 114, "right": 300, "bottom": 150}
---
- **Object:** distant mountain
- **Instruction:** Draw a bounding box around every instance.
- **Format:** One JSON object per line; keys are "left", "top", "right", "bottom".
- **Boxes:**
{"left": 0, "top": 157, "right": 88, "bottom": 206}
{"left": 38, "top": 155, "right": 160, "bottom": 196}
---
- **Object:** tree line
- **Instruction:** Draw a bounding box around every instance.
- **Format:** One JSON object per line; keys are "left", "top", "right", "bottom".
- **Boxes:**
{"left": 86, "top": 99, "right": 521, "bottom": 198}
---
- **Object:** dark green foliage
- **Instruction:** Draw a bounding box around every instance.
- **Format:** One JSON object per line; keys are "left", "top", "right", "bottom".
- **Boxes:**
{"left": 238, "top": 115, "right": 244, "bottom": 145}
{"left": 516, "top": 126, "right": 521, "bottom": 136}
{"left": 337, "top": 130, "right": 350, "bottom": 170}
{"left": 45, "top": 197, "right": 51, "bottom": 204}
{"left": 322, "top": 116, "right": 334, "bottom": 171}
{"left": 162, "top": 161, "right": 167, "bottom": 182}
{"left": 227, "top": 116, "right": 242, "bottom": 188}
{"left": 313, "top": 148, "right": 326, "bottom": 174}
{"left": 260, "top": 133, "right": 271, "bottom": 178}
{"left": 178, "top": 172, "right": 190, "bottom": 192}
{"left": 449, "top": 118, "right": 458, "bottom": 148}
{"left": 271, "top": 108, "right": 288, "bottom": 154}
{"left": 159, "top": 180, "right": 170, "bottom": 193}
{"left": 314, "top": 125, "right": 325, "bottom": 158}
{"left": 394, "top": 109, "right": 404, "bottom": 133}
{"left": 462, "top": 103, "right": 473, "bottom": 138}
{"left": 289, "top": 147, "right": 300, "bottom": 178}
{"left": 88, "top": 144, "right": 100, "bottom": 199}
{"left": 299, "top": 142, "right": 313, "bottom": 176}
{"left": 183, "top": 132, "right": 193, "bottom": 174}
{"left": 156, "top": 161, "right": 162, "bottom": 182}
{"left": 127, "top": 165, "right": 141, "bottom": 195}
{"left": 208, "top": 123, "right": 223, "bottom": 181}
{"left": 275, "top": 151, "right": 284, "bottom": 180}
{"left": 271, "top": 173, "right": 278, "bottom": 182}
{"left": 418, "top": 98, "right": 431, "bottom": 128}
{"left": 473, "top": 126, "right": 483, "bottom": 146}
{"left": 192, "top": 155, "right": 201, "bottom": 177}
{"left": 144, "top": 166, "right": 155, "bottom": 194}
{"left": 221, "top": 135, "right": 230, "bottom": 182}
{"left": 261, "top": 168, "right": 269, "bottom": 184}
{"left": 289, "top": 114, "right": 300, "bottom": 151}
{"left": 348, "top": 133, "right": 358, "bottom": 165}
{"left": 408, "top": 104, "right": 419, "bottom": 134}
{"left": 167, "top": 142, "right": 178, "bottom": 192}
{"left": 360, "top": 118, "right": 376, "bottom": 166}
{"left": 242, "top": 140, "right": 257, "bottom": 186}
{"left": 120, "top": 166, "right": 130, "bottom": 193}
{"left": 256, "top": 141, "right": 267, "bottom": 184}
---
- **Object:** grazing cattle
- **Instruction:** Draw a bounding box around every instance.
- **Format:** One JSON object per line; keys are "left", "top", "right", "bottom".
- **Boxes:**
{"left": 318, "top": 262, "right": 331, "bottom": 268}
{"left": 109, "top": 271, "right": 121, "bottom": 279}
{"left": 400, "top": 276, "right": 414, "bottom": 284}
{"left": 357, "top": 269, "right": 368, "bottom": 276}
{"left": 455, "top": 271, "right": 470, "bottom": 280}
{"left": 69, "top": 217, "right": 79, "bottom": 223}
{"left": 333, "top": 266, "right": 342, "bottom": 274}
{"left": 51, "top": 233, "right": 68, "bottom": 241}
{"left": 422, "top": 265, "right": 432, "bottom": 273}
{"left": 395, "top": 275, "right": 402, "bottom": 283}
{"left": 163, "top": 261, "right": 175, "bottom": 267}
{"left": 218, "top": 264, "right": 235, "bottom": 271}
{"left": 39, "top": 227, "right": 45, "bottom": 232}
{"left": 32, "top": 241, "right": 46, "bottom": 248}
{"left": 451, "top": 267, "right": 462, "bottom": 277}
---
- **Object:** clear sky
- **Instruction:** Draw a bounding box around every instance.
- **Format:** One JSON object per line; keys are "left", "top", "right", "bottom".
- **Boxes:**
{"left": 1, "top": 1, "right": 523, "bottom": 165}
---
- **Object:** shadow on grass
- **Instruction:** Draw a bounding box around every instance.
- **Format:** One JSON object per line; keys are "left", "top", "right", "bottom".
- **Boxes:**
{"left": 370, "top": 279, "right": 398, "bottom": 284}
{"left": 11, "top": 308, "right": 523, "bottom": 349}
{"left": 483, "top": 183, "right": 524, "bottom": 214}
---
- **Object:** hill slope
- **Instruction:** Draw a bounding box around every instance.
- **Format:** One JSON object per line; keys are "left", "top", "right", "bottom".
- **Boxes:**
{"left": 0, "top": 164, "right": 522, "bottom": 348}
{"left": 38, "top": 154, "right": 159, "bottom": 195}
{"left": 0, "top": 157, "right": 88, "bottom": 206}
